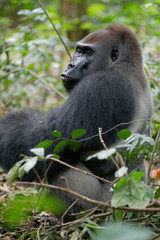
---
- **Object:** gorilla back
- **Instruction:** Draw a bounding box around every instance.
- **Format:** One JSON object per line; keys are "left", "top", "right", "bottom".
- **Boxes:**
{"left": 0, "top": 24, "right": 153, "bottom": 209}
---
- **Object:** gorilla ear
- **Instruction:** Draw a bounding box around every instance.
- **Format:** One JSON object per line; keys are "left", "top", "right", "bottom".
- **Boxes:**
{"left": 111, "top": 47, "right": 119, "bottom": 62}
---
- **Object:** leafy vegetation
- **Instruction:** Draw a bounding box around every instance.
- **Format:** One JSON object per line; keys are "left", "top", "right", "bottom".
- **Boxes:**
{"left": 0, "top": 0, "right": 160, "bottom": 239}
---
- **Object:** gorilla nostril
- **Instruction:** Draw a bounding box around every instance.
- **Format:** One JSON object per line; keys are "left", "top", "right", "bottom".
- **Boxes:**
{"left": 68, "top": 62, "right": 75, "bottom": 69}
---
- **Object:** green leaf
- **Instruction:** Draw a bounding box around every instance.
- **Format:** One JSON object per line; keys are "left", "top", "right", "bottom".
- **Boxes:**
{"left": 155, "top": 187, "right": 160, "bottom": 199}
{"left": 114, "top": 209, "right": 123, "bottom": 222}
{"left": 30, "top": 148, "right": 44, "bottom": 157}
{"left": 117, "top": 129, "right": 131, "bottom": 140}
{"left": 71, "top": 129, "right": 86, "bottom": 139}
{"left": 7, "top": 163, "right": 21, "bottom": 187}
{"left": 69, "top": 140, "right": 80, "bottom": 152}
{"left": 36, "top": 140, "right": 53, "bottom": 150}
{"left": 129, "top": 171, "right": 144, "bottom": 181}
{"left": 37, "top": 188, "right": 66, "bottom": 214}
{"left": 112, "top": 178, "right": 152, "bottom": 208}
{"left": 144, "top": 184, "right": 154, "bottom": 200}
{"left": 51, "top": 130, "right": 62, "bottom": 138}
{"left": 53, "top": 140, "right": 68, "bottom": 154}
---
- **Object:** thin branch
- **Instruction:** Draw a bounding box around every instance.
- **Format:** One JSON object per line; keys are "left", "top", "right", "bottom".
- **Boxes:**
{"left": 147, "top": 127, "right": 160, "bottom": 185}
{"left": 59, "top": 199, "right": 78, "bottom": 223}
{"left": 50, "top": 157, "right": 112, "bottom": 184}
{"left": 15, "top": 181, "right": 160, "bottom": 213}
{"left": 24, "top": 68, "right": 66, "bottom": 99}
{"left": 36, "top": 0, "right": 71, "bottom": 59}
{"left": 98, "top": 127, "right": 119, "bottom": 169}
{"left": 78, "top": 118, "right": 152, "bottom": 143}
{"left": 144, "top": 63, "right": 160, "bottom": 87}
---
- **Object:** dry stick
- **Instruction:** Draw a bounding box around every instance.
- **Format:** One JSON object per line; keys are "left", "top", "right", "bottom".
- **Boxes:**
{"left": 15, "top": 181, "right": 160, "bottom": 213}
{"left": 50, "top": 157, "right": 112, "bottom": 184}
{"left": 36, "top": 0, "right": 71, "bottom": 60}
{"left": 144, "top": 63, "right": 160, "bottom": 87}
{"left": 98, "top": 127, "right": 119, "bottom": 169}
{"left": 147, "top": 127, "right": 160, "bottom": 185}
{"left": 59, "top": 199, "right": 78, "bottom": 223}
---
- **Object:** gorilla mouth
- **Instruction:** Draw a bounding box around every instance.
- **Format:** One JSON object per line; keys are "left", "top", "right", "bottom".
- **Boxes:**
{"left": 61, "top": 74, "right": 78, "bottom": 83}
{"left": 61, "top": 74, "right": 79, "bottom": 92}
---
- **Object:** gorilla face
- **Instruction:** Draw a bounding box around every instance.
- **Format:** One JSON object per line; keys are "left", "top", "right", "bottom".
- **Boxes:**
{"left": 61, "top": 24, "right": 142, "bottom": 93}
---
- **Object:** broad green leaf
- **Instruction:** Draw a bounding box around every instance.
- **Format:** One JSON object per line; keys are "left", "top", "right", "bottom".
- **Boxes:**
{"left": 30, "top": 148, "right": 44, "bottom": 157}
{"left": 112, "top": 178, "right": 152, "bottom": 208}
{"left": 51, "top": 130, "right": 62, "bottom": 138}
{"left": 69, "top": 140, "right": 80, "bottom": 152}
{"left": 117, "top": 129, "right": 131, "bottom": 140}
{"left": 71, "top": 129, "right": 86, "bottom": 139}
{"left": 7, "top": 163, "right": 21, "bottom": 187}
{"left": 53, "top": 140, "right": 68, "bottom": 154}
{"left": 36, "top": 140, "right": 53, "bottom": 150}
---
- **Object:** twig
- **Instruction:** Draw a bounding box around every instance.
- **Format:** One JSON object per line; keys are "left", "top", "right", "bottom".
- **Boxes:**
{"left": 98, "top": 127, "right": 119, "bottom": 169}
{"left": 24, "top": 68, "right": 66, "bottom": 99}
{"left": 36, "top": 0, "right": 71, "bottom": 59}
{"left": 61, "top": 176, "right": 69, "bottom": 190}
{"left": 59, "top": 199, "right": 78, "bottom": 223}
{"left": 37, "top": 224, "right": 42, "bottom": 240}
{"left": 78, "top": 118, "right": 152, "bottom": 143}
{"left": 50, "top": 157, "right": 112, "bottom": 184}
{"left": 15, "top": 181, "right": 160, "bottom": 213}
{"left": 33, "top": 167, "right": 42, "bottom": 183}
{"left": 144, "top": 63, "right": 160, "bottom": 87}
{"left": 147, "top": 127, "right": 160, "bottom": 185}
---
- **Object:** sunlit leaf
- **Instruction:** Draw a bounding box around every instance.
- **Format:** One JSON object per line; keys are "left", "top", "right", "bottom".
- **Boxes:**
{"left": 30, "top": 148, "right": 44, "bottom": 157}
{"left": 86, "top": 148, "right": 116, "bottom": 161}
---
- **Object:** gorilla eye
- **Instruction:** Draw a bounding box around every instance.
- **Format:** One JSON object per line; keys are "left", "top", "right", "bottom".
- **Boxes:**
{"left": 76, "top": 48, "right": 81, "bottom": 54}
{"left": 111, "top": 47, "right": 119, "bottom": 62}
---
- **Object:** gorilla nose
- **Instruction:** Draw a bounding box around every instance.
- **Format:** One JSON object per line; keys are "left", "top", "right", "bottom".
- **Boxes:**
{"left": 68, "top": 62, "right": 75, "bottom": 69}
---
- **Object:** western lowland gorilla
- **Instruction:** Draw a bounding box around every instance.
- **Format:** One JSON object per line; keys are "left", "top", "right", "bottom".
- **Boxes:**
{"left": 0, "top": 24, "right": 153, "bottom": 211}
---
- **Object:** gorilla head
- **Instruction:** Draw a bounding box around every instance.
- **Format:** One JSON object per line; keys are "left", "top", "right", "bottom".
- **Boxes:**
{"left": 61, "top": 24, "right": 143, "bottom": 93}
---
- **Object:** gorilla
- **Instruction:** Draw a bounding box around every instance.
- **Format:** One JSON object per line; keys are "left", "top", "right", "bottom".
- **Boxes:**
{"left": 0, "top": 24, "right": 153, "bottom": 212}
